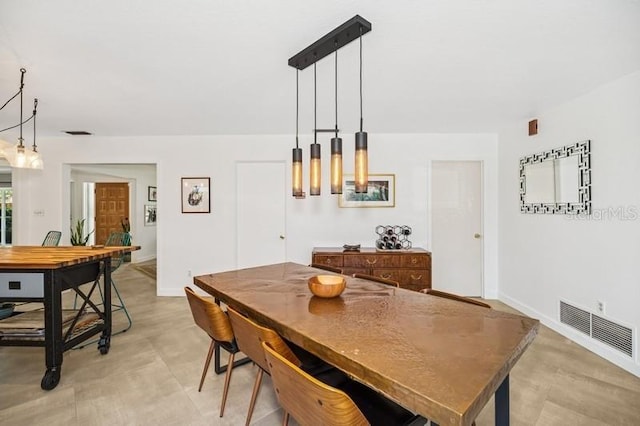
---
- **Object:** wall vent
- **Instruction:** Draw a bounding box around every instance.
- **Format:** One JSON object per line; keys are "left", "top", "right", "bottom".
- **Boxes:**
{"left": 592, "top": 314, "right": 633, "bottom": 358}
{"left": 560, "top": 301, "right": 590, "bottom": 335}
{"left": 559, "top": 300, "right": 634, "bottom": 358}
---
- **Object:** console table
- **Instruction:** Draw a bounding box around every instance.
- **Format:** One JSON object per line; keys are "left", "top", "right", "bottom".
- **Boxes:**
{"left": 312, "top": 247, "right": 431, "bottom": 291}
{"left": 0, "top": 246, "right": 138, "bottom": 390}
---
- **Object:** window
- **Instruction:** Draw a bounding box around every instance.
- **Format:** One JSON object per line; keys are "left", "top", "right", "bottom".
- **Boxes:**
{"left": 0, "top": 188, "right": 12, "bottom": 246}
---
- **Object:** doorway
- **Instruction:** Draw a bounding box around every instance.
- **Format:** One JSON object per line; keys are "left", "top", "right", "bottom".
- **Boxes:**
{"left": 431, "top": 161, "right": 483, "bottom": 296}
{"left": 236, "top": 162, "right": 286, "bottom": 269}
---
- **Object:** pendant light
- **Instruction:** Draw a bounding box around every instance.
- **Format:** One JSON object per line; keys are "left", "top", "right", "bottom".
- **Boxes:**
{"left": 309, "top": 62, "right": 321, "bottom": 196}
{"left": 354, "top": 27, "right": 368, "bottom": 194}
{"left": 292, "top": 69, "right": 304, "bottom": 198}
{"left": 28, "top": 98, "right": 43, "bottom": 169}
{"left": 6, "top": 68, "right": 28, "bottom": 168}
{"left": 330, "top": 42, "right": 343, "bottom": 194}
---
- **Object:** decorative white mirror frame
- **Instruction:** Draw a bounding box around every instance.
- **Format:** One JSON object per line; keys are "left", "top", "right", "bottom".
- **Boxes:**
{"left": 519, "top": 140, "right": 591, "bottom": 214}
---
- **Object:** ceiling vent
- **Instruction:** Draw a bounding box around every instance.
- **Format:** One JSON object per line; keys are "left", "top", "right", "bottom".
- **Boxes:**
{"left": 63, "top": 131, "right": 92, "bottom": 135}
{"left": 560, "top": 300, "right": 634, "bottom": 358}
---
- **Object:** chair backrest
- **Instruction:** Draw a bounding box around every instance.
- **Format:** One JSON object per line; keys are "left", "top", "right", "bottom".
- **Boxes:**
{"left": 426, "top": 289, "right": 491, "bottom": 309}
{"left": 353, "top": 273, "right": 399, "bottom": 288}
{"left": 184, "top": 287, "right": 235, "bottom": 344}
{"left": 311, "top": 263, "right": 343, "bottom": 274}
{"left": 42, "top": 230, "right": 62, "bottom": 246}
{"left": 105, "top": 231, "right": 131, "bottom": 270}
{"left": 262, "top": 341, "right": 369, "bottom": 426}
{"left": 227, "top": 307, "right": 300, "bottom": 372}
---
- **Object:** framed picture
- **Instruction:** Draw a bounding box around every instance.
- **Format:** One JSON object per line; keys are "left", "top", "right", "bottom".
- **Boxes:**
{"left": 148, "top": 186, "right": 157, "bottom": 202}
{"left": 339, "top": 174, "right": 395, "bottom": 208}
{"left": 181, "top": 177, "right": 211, "bottom": 213}
{"left": 144, "top": 204, "right": 157, "bottom": 226}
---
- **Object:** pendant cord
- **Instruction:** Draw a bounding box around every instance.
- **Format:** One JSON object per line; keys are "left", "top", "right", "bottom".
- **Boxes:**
{"left": 314, "top": 61, "right": 317, "bottom": 144}
{"left": 359, "top": 27, "right": 363, "bottom": 132}
{"left": 295, "top": 69, "right": 299, "bottom": 149}
{"left": 0, "top": 68, "right": 25, "bottom": 112}
{"left": 334, "top": 42, "right": 338, "bottom": 138}
{"left": 32, "top": 98, "right": 38, "bottom": 150}
{"left": 19, "top": 69, "right": 24, "bottom": 145}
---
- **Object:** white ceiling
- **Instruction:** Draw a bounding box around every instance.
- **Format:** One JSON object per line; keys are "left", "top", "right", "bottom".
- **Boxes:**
{"left": 1, "top": 0, "right": 639, "bottom": 138}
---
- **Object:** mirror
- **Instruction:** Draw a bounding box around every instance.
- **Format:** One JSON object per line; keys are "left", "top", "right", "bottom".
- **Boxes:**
{"left": 520, "top": 140, "right": 591, "bottom": 214}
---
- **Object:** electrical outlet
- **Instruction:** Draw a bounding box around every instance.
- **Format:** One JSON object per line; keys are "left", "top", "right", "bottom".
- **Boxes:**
{"left": 187, "top": 270, "right": 192, "bottom": 277}
{"left": 596, "top": 300, "right": 605, "bottom": 315}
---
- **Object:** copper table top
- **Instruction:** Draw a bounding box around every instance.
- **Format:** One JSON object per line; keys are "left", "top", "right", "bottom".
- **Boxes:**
{"left": 194, "top": 262, "right": 539, "bottom": 426}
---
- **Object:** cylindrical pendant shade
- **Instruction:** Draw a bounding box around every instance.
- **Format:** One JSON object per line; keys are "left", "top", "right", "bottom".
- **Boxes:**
{"left": 330, "top": 137, "right": 343, "bottom": 194}
{"left": 310, "top": 143, "right": 321, "bottom": 196}
{"left": 355, "top": 131, "right": 368, "bottom": 193}
{"left": 292, "top": 147, "right": 303, "bottom": 197}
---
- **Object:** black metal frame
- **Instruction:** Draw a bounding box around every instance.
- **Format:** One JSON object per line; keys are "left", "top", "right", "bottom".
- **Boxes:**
{"left": 0, "top": 258, "right": 112, "bottom": 390}
{"left": 288, "top": 15, "right": 372, "bottom": 70}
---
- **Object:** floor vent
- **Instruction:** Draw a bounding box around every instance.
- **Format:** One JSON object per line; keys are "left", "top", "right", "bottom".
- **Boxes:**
{"left": 560, "top": 301, "right": 590, "bottom": 335}
{"left": 560, "top": 300, "right": 634, "bottom": 358}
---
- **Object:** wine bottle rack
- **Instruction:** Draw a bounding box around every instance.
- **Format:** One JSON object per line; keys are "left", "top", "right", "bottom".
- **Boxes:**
{"left": 375, "top": 225, "right": 412, "bottom": 251}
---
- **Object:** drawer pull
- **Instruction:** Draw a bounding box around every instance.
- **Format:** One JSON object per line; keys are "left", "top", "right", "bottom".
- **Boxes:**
{"left": 411, "top": 258, "right": 418, "bottom": 264}
{"left": 326, "top": 259, "right": 332, "bottom": 264}
{"left": 380, "top": 274, "right": 392, "bottom": 279}
{"left": 410, "top": 274, "right": 423, "bottom": 281}
{"left": 366, "top": 258, "right": 378, "bottom": 265}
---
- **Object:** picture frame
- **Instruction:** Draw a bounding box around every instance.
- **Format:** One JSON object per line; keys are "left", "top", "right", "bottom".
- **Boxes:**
{"left": 148, "top": 186, "right": 157, "bottom": 202}
{"left": 338, "top": 174, "right": 395, "bottom": 208}
{"left": 181, "top": 177, "right": 211, "bottom": 213}
{"left": 144, "top": 204, "right": 157, "bottom": 226}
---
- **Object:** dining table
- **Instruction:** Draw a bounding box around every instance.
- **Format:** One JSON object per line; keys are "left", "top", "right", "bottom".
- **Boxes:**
{"left": 194, "top": 262, "right": 539, "bottom": 426}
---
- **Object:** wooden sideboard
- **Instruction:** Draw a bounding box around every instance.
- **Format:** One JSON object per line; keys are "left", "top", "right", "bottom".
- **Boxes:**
{"left": 312, "top": 247, "right": 431, "bottom": 292}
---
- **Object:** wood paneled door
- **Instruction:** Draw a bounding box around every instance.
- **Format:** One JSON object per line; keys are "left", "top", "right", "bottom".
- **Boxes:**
{"left": 95, "top": 183, "right": 129, "bottom": 245}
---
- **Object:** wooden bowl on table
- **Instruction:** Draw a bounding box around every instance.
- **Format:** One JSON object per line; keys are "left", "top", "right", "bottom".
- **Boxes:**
{"left": 308, "top": 275, "right": 346, "bottom": 298}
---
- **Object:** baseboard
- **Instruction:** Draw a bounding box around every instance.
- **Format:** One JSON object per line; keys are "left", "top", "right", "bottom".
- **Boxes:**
{"left": 133, "top": 255, "right": 156, "bottom": 263}
{"left": 499, "top": 292, "right": 640, "bottom": 378}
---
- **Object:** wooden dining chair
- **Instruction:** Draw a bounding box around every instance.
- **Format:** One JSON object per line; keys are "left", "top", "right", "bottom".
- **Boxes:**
{"left": 262, "top": 341, "right": 424, "bottom": 426}
{"left": 184, "top": 286, "right": 240, "bottom": 417}
{"left": 227, "top": 307, "right": 342, "bottom": 426}
{"left": 353, "top": 273, "right": 400, "bottom": 288}
{"left": 311, "top": 263, "right": 343, "bottom": 274}
{"left": 41, "top": 230, "right": 62, "bottom": 246}
{"left": 423, "top": 288, "right": 491, "bottom": 309}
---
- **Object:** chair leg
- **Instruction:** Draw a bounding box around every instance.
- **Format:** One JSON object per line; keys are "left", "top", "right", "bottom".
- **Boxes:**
{"left": 199, "top": 340, "right": 216, "bottom": 392}
{"left": 282, "top": 411, "right": 289, "bottom": 426}
{"left": 219, "top": 351, "right": 235, "bottom": 417}
{"left": 110, "top": 277, "right": 132, "bottom": 334}
{"left": 245, "top": 368, "right": 264, "bottom": 426}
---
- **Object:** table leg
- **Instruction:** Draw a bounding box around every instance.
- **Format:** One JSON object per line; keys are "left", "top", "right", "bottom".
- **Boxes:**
{"left": 98, "top": 258, "right": 112, "bottom": 355}
{"left": 41, "top": 271, "right": 62, "bottom": 390}
{"left": 214, "top": 342, "right": 252, "bottom": 374}
{"left": 495, "top": 374, "right": 510, "bottom": 426}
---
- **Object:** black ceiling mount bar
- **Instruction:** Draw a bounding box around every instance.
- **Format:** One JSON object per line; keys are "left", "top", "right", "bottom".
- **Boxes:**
{"left": 288, "top": 15, "right": 372, "bottom": 70}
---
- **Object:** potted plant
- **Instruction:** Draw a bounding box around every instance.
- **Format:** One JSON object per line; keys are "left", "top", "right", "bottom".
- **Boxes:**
{"left": 70, "top": 219, "right": 94, "bottom": 246}
{"left": 121, "top": 217, "right": 132, "bottom": 262}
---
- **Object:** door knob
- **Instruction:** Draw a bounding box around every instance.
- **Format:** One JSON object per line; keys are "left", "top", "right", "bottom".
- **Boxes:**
{"left": 279, "top": 235, "right": 285, "bottom": 240}
{"left": 474, "top": 233, "right": 481, "bottom": 239}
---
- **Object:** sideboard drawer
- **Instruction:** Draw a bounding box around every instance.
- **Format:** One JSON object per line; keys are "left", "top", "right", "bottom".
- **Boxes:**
{"left": 401, "top": 254, "right": 431, "bottom": 269}
{"left": 399, "top": 269, "right": 430, "bottom": 290}
{"left": 0, "top": 273, "right": 45, "bottom": 298}
{"left": 313, "top": 255, "right": 344, "bottom": 267}
{"left": 344, "top": 254, "right": 401, "bottom": 269}
{"left": 371, "top": 269, "right": 401, "bottom": 282}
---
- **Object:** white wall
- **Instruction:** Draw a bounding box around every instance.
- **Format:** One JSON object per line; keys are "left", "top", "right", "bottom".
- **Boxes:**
{"left": 498, "top": 71, "right": 640, "bottom": 376}
{"left": 11, "top": 132, "right": 498, "bottom": 298}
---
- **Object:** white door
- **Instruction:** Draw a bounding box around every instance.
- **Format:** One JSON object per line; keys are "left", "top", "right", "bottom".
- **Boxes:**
{"left": 431, "top": 161, "right": 483, "bottom": 296}
{"left": 237, "top": 162, "right": 286, "bottom": 269}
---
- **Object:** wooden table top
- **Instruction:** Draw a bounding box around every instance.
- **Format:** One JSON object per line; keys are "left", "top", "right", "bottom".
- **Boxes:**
{"left": 0, "top": 246, "right": 141, "bottom": 270}
{"left": 194, "top": 262, "right": 539, "bottom": 426}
